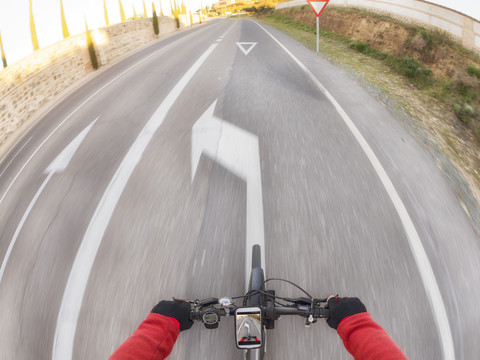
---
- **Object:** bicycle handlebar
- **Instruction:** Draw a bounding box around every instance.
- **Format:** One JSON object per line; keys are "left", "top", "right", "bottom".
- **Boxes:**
{"left": 189, "top": 303, "right": 329, "bottom": 322}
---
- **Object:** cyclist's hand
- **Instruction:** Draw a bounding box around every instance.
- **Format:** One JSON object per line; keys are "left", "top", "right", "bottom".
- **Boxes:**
{"left": 151, "top": 300, "right": 194, "bottom": 331}
{"left": 326, "top": 296, "right": 367, "bottom": 329}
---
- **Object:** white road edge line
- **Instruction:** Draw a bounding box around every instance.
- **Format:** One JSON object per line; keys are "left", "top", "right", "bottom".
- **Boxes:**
{"left": 255, "top": 21, "right": 455, "bottom": 360}
{"left": 0, "top": 119, "right": 97, "bottom": 285}
{"left": 0, "top": 136, "right": 32, "bottom": 178}
{"left": 0, "top": 171, "right": 54, "bottom": 283}
{"left": 0, "top": 26, "right": 208, "bottom": 207}
{"left": 52, "top": 43, "right": 218, "bottom": 360}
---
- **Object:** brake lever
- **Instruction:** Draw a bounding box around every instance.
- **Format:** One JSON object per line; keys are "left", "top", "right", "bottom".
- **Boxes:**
{"left": 292, "top": 297, "right": 312, "bottom": 305}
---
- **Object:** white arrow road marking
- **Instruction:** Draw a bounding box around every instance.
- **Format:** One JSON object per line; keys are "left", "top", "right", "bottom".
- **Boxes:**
{"left": 236, "top": 42, "right": 257, "bottom": 56}
{"left": 255, "top": 22, "right": 455, "bottom": 360}
{"left": 191, "top": 100, "right": 265, "bottom": 291}
{"left": 0, "top": 118, "right": 97, "bottom": 286}
{"left": 52, "top": 43, "right": 217, "bottom": 360}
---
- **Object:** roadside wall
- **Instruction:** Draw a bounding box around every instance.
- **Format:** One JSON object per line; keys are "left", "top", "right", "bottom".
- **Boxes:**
{"left": 276, "top": 0, "right": 480, "bottom": 53}
{"left": 0, "top": 15, "right": 201, "bottom": 148}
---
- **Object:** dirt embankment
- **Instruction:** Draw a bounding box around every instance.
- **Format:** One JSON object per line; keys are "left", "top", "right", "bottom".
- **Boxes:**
{"left": 278, "top": 7, "right": 480, "bottom": 80}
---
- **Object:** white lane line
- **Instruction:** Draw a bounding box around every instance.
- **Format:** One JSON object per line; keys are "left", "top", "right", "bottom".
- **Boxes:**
{"left": 201, "top": 249, "right": 206, "bottom": 267}
{"left": 0, "top": 26, "right": 208, "bottom": 208}
{"left": 52, "top": 43, "right": 218, "bottom": 360}
{"left": 255, "top": 22, "right": 455, "bottom": 360}
{"left": 0, "top": 172, "right": 53, "bottom": 284}
{"left": 0, "top": 137, "right": 32, "bottom": 178}
{"left": 191, "top": 257, "right": 197, "bottom": 277}
{"left": 0, "top": 119, "right": 97, "bottom": 286}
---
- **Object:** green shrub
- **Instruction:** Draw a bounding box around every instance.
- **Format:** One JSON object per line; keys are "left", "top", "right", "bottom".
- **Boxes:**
{"left": 349, "top": 41, "right": 388, "bottom": 60}
{"left": 454, "top": 103, "right": 475, "bottom": 123}
{"left": 385, "top": 55, "right": 432, "bottom": 87}
{"left": 455, "top": 71, "right": 480, "bottom": 100}
{"left": 467, "top": 65, "right": 480, "bottom": 79}
{"left": 350, "top": 41, "right": 367, "bottom": 53}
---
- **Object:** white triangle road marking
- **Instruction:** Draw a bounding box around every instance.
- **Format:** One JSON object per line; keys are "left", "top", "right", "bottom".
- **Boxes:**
{"left": 236, "top": 42, "right": 258, "bottom": 56}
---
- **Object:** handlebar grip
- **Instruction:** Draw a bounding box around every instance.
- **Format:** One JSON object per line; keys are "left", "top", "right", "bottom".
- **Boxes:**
{"left": 190, "top": 310, "right": 202, "bottom": 321}
{"left": 314, "top": 308, "right": 329, "bottom": 318}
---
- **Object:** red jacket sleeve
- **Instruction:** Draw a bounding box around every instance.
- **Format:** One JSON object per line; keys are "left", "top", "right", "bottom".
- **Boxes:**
{"left": 109, "top": 313, "right": 180, "bottom": 360}
{"left": 337, "top": 312, "right": 408, "bottom": 360}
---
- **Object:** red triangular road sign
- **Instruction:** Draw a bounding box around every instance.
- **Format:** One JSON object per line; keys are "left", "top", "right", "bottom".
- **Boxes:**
{"left": 307, "top": 0, "right": 329, "bottom": 17}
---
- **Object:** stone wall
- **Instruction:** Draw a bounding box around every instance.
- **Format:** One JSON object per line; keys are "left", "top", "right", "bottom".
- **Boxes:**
{"left": 276, "top": 0, "right": 480, "bottom": 53}
{"left": 95, "top": 17, "right": 176, "bottom": 65}
{"left": 0, "top": 15, "right": 196, "bottom": 148}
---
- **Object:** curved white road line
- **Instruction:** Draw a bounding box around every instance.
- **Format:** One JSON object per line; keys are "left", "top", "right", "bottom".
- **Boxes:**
{"left": 0, "top": 119, "right": 97, "bottom": 286}
{"left": 255, "top": 21, "right": 455, "bottom": 360}
{"left": 0, "top": 137, "right": 32, "bottom": 178}
{"left": 52, "top": 43, "right": 218, "bottom": 360}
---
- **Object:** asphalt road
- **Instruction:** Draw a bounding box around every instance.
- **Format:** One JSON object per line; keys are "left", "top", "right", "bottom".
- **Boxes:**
{"left": 0, "top": 18, "right": 479, "bottom": 360}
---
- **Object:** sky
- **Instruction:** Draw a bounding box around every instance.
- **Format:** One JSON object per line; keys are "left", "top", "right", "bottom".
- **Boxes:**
{"left": 0, "top": 0, "right": 479, "bottom": 67}
{"left": 0, "top": 0, "right": 211, "bottom": 66}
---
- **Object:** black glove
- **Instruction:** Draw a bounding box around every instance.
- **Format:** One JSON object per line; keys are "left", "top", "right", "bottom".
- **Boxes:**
{"left": 151, "top": 300, "right": 193, "bottom": 331}
{"left": 326, "top": 296, "right": 367, "bottom": 329}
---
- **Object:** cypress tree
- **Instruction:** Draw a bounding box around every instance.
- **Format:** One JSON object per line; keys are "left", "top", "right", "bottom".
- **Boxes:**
{"left": 189, "top": 11, "right": 193, "bottom": 26}
{"left": 0, "top": 32, "right": 7, "bottom": 68}
{"left": 60, "top": 0, "right": 70, "bottom": 38}
{"left": 119, "top": 0, "right": 126, "bottom": 22}
{"left": 104, "top": 0, "right": 110, "bottom": 25}
{"left": 30, "top": 0, "right": 39, "bottom": 51}
{"left": 85, "top": 21, "right": 99, "bottom": 70}
{"left": 143, "top": 0, "right": 148, "bottom": 18}
{"left": 132, "top": 5, "right": 137, "bottom": 19}
{"left": 152, "top": 3, "right": 159, "bottom": 35}
{"left": 172, "top": 0, "right": 180, "bottom": 28}
{"left": 160, "top": 2, "right": 164, "bottom": 16}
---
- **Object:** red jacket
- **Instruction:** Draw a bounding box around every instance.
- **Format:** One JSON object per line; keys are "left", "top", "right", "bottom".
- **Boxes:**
{"left": 110, "top": 312, "right": 407, "bottom": 359}
{"left": 109, "top": 314, "right": 180, "bottom": 360}
{"left": 337, "top": 312, "right": 407, "bottom": 359}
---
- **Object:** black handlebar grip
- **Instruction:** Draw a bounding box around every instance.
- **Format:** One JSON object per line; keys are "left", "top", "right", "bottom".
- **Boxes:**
{"left": 313, "top": 307, "right": 329, "bottom": 318}
{"left": 190, "top": 310, "right": 201, "bottom": 321}
{"left": 323, "top": 308, "right": 330, "bottom": 318}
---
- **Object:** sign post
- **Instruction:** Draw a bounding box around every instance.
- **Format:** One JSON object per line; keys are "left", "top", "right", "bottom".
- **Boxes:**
{"left": 306, "top": 0, "right": 329, "bottom": 54}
